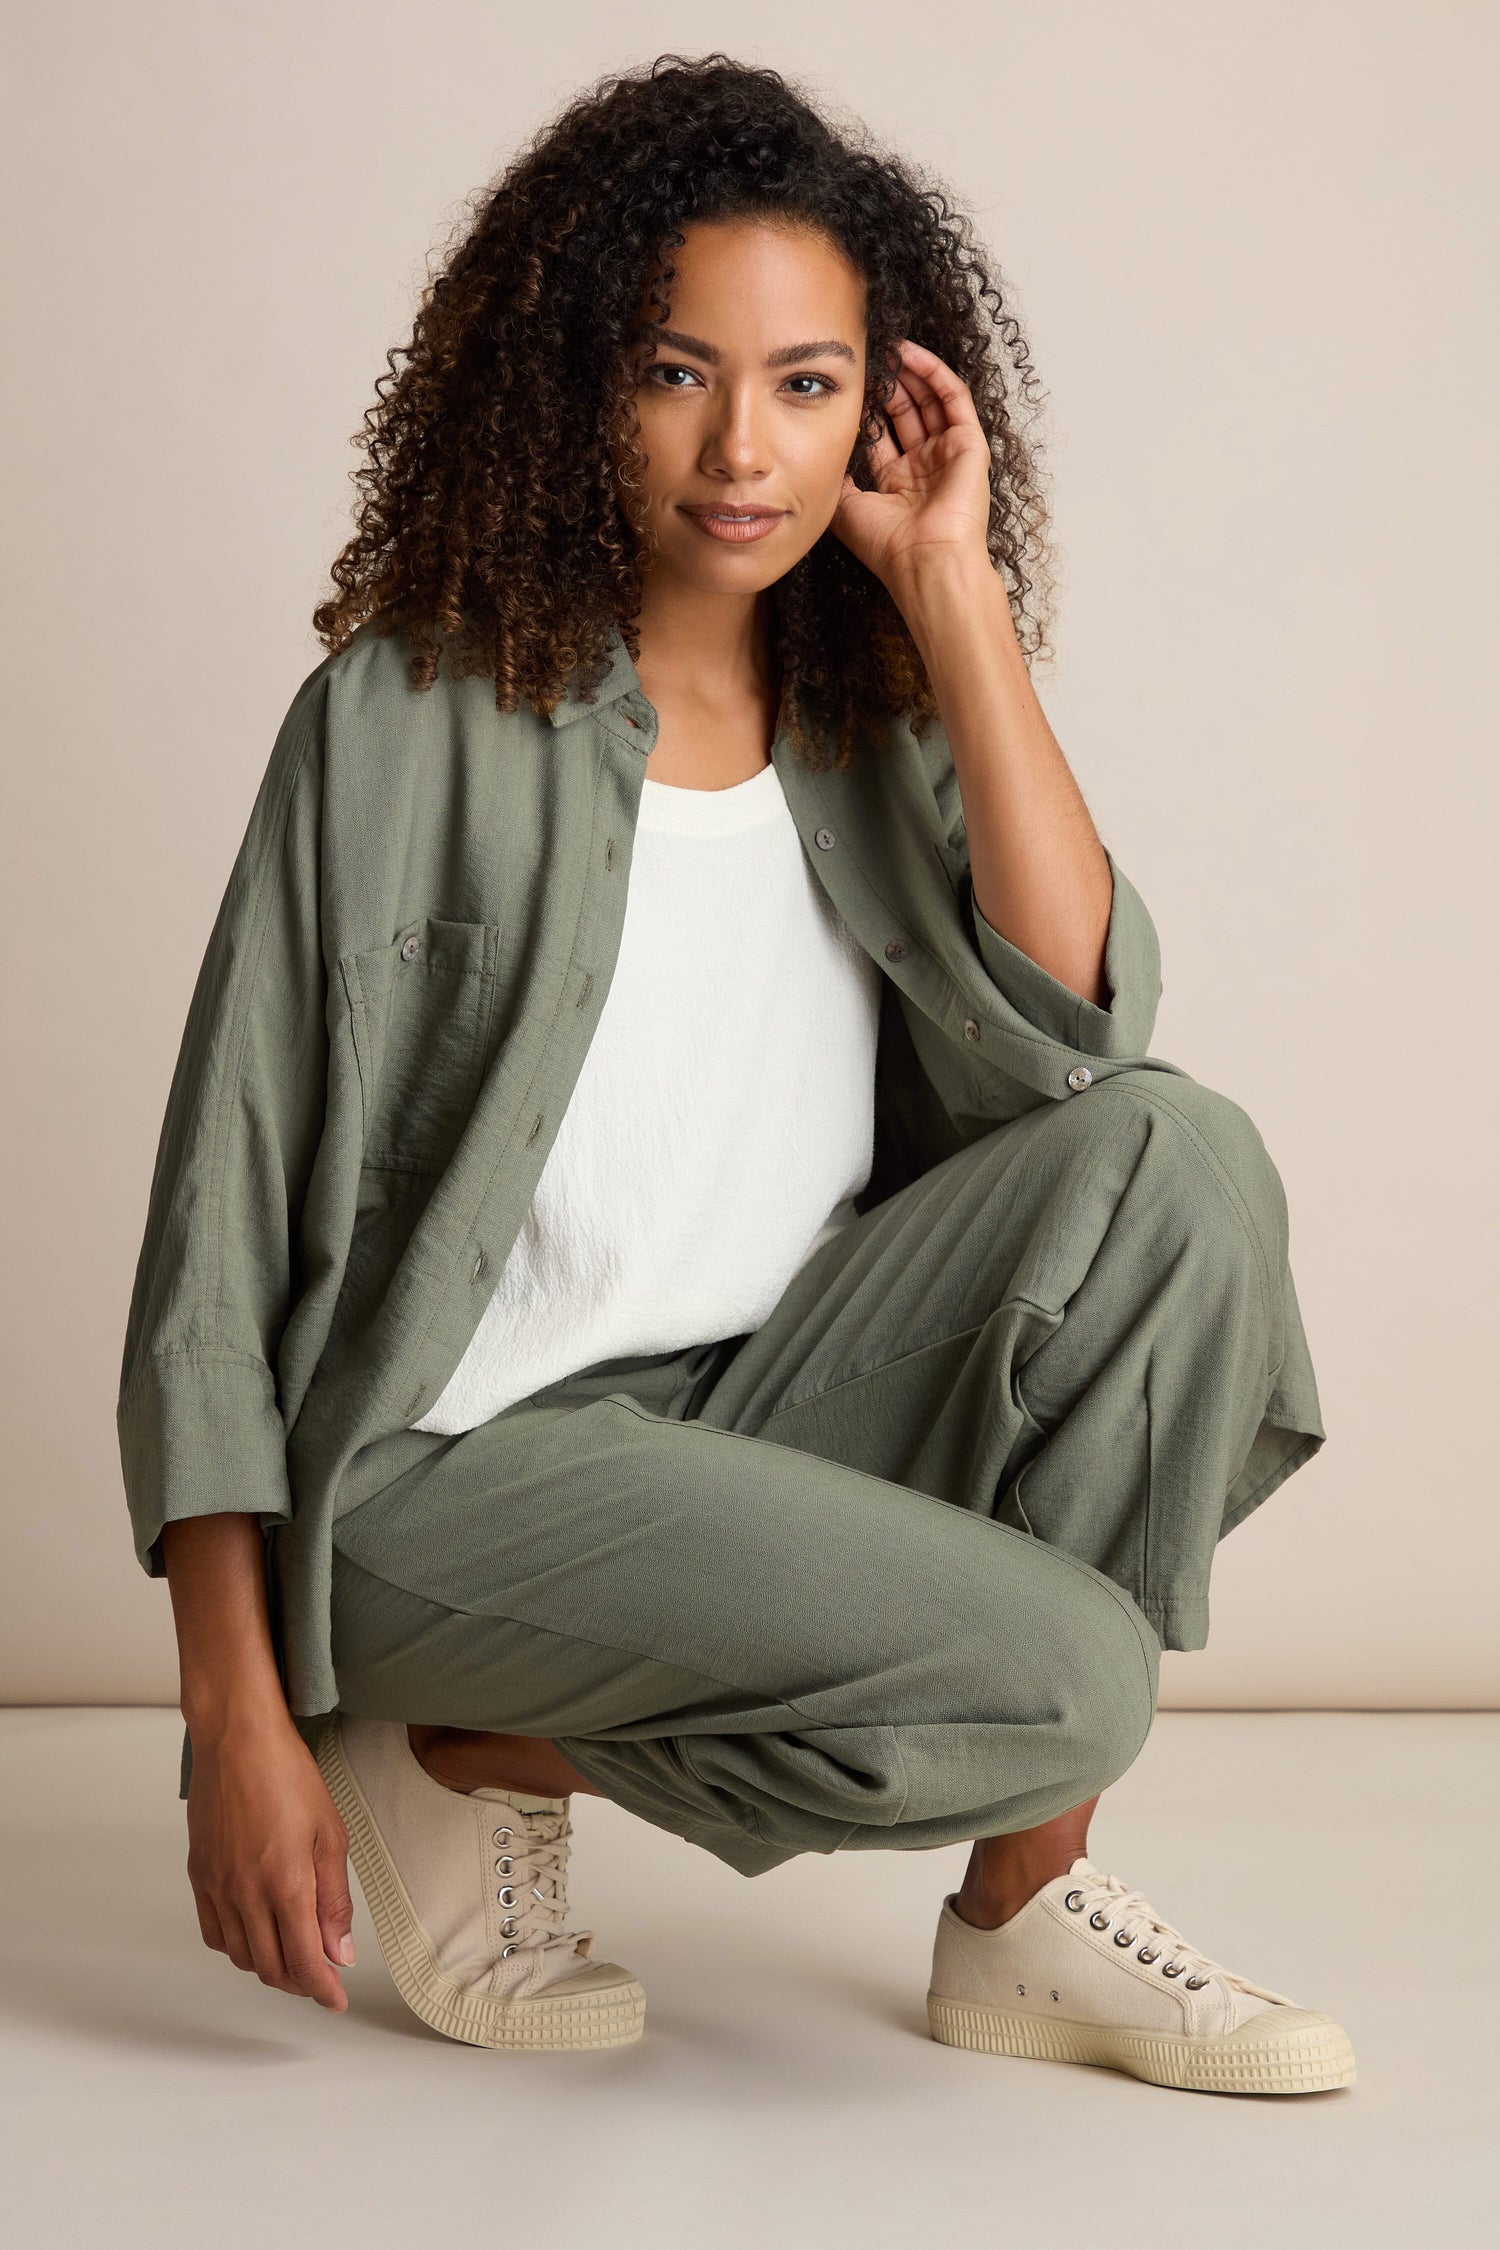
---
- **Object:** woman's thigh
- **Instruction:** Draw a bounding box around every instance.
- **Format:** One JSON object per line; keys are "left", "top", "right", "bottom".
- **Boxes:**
{"left": 686, "top": 1067, "right": 1295, "bottom": 1647}
{"left": 692, "top": 1066, "right": 1285, "bottom": 1460}
{"left": 328, "top": 1379, "right": 1158, "bottom": 1763}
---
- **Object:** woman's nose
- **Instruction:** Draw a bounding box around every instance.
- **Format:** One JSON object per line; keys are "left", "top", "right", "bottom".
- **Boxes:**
{"left": 699, "top": 391, "right": 774, "bottom": 479}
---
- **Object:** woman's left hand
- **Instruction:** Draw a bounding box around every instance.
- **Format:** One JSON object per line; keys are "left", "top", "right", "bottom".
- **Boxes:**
{"left": 830, "top": 339, "right": 994, "bottom": 592}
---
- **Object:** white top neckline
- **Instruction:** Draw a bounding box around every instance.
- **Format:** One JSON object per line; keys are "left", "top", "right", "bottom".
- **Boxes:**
{"left": 637, "top": 760, "right": 784, "bottom": 836}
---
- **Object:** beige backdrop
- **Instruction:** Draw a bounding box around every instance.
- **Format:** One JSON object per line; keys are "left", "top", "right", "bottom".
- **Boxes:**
{"left": 3, "top": 2, "right": 1492, "bottom": 1709}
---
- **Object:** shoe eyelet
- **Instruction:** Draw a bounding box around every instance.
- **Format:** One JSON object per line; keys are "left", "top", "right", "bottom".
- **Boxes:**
{"left": 497, "top": 1886, "right": 517, "bottom": 1907}
{"left": 1113, "top": 1928, "right": 1135, "bottom": 1947}
{"left": 500, "top": 1942, "right": 519, "bottom": 1959}
{"left": 1064, "top": 1891, "right": 1087, "bottom": 1912}
{"left": 1162, "top": 1961, "right": 1185, "bottom": 1978}
{"left": 500, "top": 1919, "right": 517, "bottom": 1939}
{"left": 1138, "top": 1947, "right": 1159, "bottom": 1964}
{"left": 492, "top": 1827, "right": 513, "bottom": 1844}
{"left": 1089, "top": 1911, "right": 1112, "bottom": 1931}
{"left": 494, "top": 1856, "right": 514, "bottom": 1875}
{"left": 1185, "top": 1975, "right": 1209, "bottom": 1990}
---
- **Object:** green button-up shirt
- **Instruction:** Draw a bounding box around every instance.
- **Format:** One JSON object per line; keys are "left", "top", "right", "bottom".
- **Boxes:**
{"left": 116, "top": 620, "right": 1322, "bottom": 1796}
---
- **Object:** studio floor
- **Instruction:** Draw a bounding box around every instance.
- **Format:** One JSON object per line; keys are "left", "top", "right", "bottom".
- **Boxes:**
{"left": 1, "top": 1707, "right": 1492, "bottom": 2249}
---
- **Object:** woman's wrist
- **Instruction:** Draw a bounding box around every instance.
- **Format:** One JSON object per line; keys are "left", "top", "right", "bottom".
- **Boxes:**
{"left": 179, "top": 1656, "right": 291, "bottom": 1746}
{"left": 162, "top": 1511, "right": 291, "bottom": 1747}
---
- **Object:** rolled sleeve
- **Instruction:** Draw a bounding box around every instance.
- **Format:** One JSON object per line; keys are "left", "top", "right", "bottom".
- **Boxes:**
{"left": 117, "top": 1350, "right": 295, "bottom": 1578}
{"left": 965, "top": 848, "right": 1162, "bottom": 1059}
{"left": 115, "top": 670, "right": 331, "bottom": 1581}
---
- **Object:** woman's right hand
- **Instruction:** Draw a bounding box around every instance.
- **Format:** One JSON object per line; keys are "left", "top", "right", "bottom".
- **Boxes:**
{"left": 159, "top": 1512, "right": 356, "bottom": 2012}
{"left": 184, "top": 1706, "right": 356, "bottom": 2012}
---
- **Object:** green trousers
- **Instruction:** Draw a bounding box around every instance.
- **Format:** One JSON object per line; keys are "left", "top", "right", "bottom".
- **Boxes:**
{"left": 328, "top": 1069, "right": 1323, "bottom": 1878}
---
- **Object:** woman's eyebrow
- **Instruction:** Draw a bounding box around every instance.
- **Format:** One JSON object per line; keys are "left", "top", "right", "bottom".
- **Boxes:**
{"left": 651, "top": 328, "right": 858, "bottom": 369}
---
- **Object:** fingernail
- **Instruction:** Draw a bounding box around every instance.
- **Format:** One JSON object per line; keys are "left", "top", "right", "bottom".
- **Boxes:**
{"left": 338, "top": 1934, "right": 356, "bottom": 1964}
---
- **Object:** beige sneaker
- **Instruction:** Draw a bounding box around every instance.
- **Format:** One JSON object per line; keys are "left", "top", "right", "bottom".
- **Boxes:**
{"left": 927, "top": 1855, "right": 1355, "bottom": 2093}
{"left": 316, "top": 1713, "right": 645, "bottom": 2050}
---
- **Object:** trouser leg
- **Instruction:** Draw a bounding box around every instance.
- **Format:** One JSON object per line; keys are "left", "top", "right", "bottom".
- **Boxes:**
{"left": 691, "top": 1063, "right": 1308, "bottom": 1651}
{"left": 329, "top": 1391, "right": 1158, "bottom": 1878}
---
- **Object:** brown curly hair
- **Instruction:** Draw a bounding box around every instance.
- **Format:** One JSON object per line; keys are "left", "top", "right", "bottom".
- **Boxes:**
{"left": 311, "top": 51, "right": 1056, "bottom": 772}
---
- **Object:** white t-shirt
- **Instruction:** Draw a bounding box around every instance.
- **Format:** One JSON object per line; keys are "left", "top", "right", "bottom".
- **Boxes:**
{"left": 411, "top": 757, "right": 883, "bottom": 1432}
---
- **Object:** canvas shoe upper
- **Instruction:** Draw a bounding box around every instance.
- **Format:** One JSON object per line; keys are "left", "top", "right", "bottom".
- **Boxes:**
{"left": 317, "top": 1712, "right": 645, "bottom": 2049}
{"left": 928, "top": 1853, "right": 1355, "bottom": 2093}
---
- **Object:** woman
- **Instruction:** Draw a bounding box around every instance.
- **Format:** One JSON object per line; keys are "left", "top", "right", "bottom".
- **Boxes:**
{"left": 117, "top": 54, "right": 1350, "bottom": 2092}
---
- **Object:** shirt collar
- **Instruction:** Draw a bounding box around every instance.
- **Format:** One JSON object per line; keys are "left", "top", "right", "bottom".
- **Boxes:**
{"left": 545, "top": 624, "right": 651, "bottom": 729}
{"left": 545, "top": 624, "right": 808, "bottom": 781}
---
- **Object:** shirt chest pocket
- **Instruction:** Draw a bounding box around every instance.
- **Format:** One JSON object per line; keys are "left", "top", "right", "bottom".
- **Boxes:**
{"left": 340, "top": 915, "right": 501, "bottom": 1172}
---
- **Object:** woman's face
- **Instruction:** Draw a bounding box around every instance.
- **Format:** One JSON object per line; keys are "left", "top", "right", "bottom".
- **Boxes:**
{"left": 621, "top": 218, "right": 869, "bottom": 595}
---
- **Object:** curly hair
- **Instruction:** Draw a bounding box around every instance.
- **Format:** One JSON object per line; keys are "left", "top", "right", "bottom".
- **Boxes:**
{"left": 311, "top": 51, "right": 1056, "bottom": 772}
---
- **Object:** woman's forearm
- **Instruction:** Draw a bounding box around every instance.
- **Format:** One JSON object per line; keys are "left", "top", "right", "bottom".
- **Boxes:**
{"left": 159, "top": 1513, "right": 290, "bottom": 1738}
{"left": 892, "top": 550, "right": 1114, "bottom": 1009}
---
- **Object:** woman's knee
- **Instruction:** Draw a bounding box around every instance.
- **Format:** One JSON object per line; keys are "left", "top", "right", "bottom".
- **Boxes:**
{"left": 976, "top": 1557, "right": 1169, "bottom": 1818}
{"left": 1003, "top": 1066, "right": 1283, "bottom": 1229}
{"left": 951, "top": 1548, "right": 1161, "bottom": 1821}
{"left": 1048, "top": 1564, "right": 1161, "bottom": 1799}
{"left": 1085, "top": 1070, "right": 1290, "bottom": 1286}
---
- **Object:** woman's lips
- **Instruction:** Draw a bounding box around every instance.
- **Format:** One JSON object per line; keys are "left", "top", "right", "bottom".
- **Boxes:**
{"left": 679, "top": 506, "right": 786, "bottom": 544}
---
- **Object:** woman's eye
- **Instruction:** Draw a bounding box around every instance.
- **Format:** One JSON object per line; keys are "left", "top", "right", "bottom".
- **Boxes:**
{"left": 644, "top": 365, "right": 836, "bottom": 399}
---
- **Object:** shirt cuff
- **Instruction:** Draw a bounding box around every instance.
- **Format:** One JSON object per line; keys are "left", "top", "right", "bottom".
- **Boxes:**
{"left": 116, "top": 1348, "right": 295, "bottom": 1578}
{"left": 965, "top": 848, "right": 1162, "bottom": 1059}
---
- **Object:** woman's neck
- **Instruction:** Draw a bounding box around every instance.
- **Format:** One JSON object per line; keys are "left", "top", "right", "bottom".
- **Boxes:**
{"left": 631, "top": 586, "right": 783, "bottom": 787}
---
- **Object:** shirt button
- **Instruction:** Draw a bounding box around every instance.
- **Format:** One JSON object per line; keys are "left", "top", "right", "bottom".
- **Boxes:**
{"left": 400, "top": 935, "right": 421, "bottom": 962}
{"left": 884, "top": 938, "right": 909, "bottom": 961}
{"left": 814, "top": 826, "right": 836, "bottom": 849}
{"left": 471, "top": 1249, "right": 487, "bottom": 1282}
{"left": 1067, "top": 1065, "right": 1093, "bottom": 1091}
{"left": 962, "top": 1017, "right": 980, "bottom": 1042}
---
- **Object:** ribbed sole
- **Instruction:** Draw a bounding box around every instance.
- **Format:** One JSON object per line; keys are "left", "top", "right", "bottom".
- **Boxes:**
{"left": 927, "top": 1992, "right": 1356, "bottom": 2094}
{"left": 317, "top": 1718, "right": 646, "bottom": 2051}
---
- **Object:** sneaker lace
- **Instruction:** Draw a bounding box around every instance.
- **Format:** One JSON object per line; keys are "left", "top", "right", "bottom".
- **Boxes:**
{"left": 1064, "top": 1863, "right": 1297, "bottom": 2005}
{"left": 489, "top": 1807, "right": 593, "bottom": 1963}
